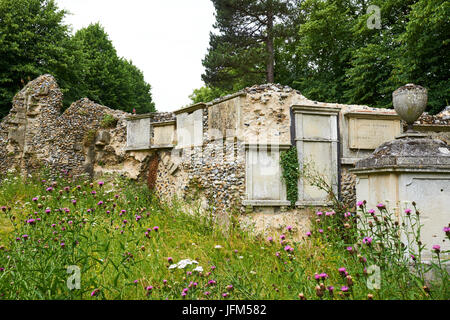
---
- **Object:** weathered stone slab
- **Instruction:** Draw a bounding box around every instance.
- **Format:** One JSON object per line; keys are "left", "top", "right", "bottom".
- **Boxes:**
{"left": 348, "top": 117, "right": 401, "bottom": 149}
{"left": 176, "top": 108, "right": 203, "bottom": 148}
{"left": 208, "top": 97, "right": 242, "bottom": 138}
{"left": 126, "top": 117, "right": 151, "bottom": 150}
{"left": 153, "top": 121, "right": 175, "bottom": 147}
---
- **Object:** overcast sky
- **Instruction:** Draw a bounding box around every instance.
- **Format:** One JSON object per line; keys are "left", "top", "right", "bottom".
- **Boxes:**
{"left": 56, "top": 0, "right": 216, "bottom": 112}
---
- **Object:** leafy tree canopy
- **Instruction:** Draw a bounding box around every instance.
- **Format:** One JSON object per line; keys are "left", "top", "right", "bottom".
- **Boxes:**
{"left": 0, "top": 0, "right": 155, "bottom": 118}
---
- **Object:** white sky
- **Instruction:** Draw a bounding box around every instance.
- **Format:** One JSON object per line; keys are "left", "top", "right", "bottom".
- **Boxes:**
{"left": 56, "top": 0, "right": 216, "bottom": 112}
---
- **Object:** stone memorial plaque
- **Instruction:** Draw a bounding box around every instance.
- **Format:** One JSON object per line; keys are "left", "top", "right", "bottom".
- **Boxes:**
{"left": 349, "top": 117, "right": 401, "bottom": 150}
{"left": 208, "top": 97, "right": 241, "bottom": 138}
{"left": 153, "top": 123, "right": 175, "bottom": 147}
{"left": 176, "top": 109, "right": 203, "bottom": 148}
{"left": 126, "top": 117, "right": 151, "bottom": 150}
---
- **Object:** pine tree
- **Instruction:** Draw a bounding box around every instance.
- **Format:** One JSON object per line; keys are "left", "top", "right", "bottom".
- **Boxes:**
{"left": 202, "top": 0, "right": 297, "bottom": 91}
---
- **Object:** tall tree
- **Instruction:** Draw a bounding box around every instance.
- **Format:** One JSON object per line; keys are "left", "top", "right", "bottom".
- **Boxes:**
{"left": 0, "top": 0, "right": 71, "bottom": 117}
{"left": 277, "top": 0, "right": 357, "bottom": 103}
{"left": 57, "top": 23, "right": 155, "bottom": 113}
{"left": 394, "top": 0, "right": 449, "bottom": 114}
{"left": 202, "top": 0, "right": 297, "bottom": 91}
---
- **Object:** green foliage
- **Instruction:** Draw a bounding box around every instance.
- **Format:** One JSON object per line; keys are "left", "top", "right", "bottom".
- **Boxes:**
{"left": 70, "top": 24, "right": 155, "bottom": 114}
{"left": 0, "top": 0, "right": 70, "bottom": 118}
{"left": 0, "top": 171, "right": 448, "bottom": 300}
{"left": 202, "top": 0, "right": 297, "bottom": 91}
{"left": 280, "top": 147, "right": 299, "bottom": 207}
{"left": 100, "top": 114, "right": 118, "bottom": 129}
{"left": 206, "top": 0, "right": 448, "bottom": 113}
{"left": 188, "top": 86, "right": 230, "bottom": 104}
{"left": 394, "top": 0, "right": 450, "bottom": 114}
{"left": 0, "top": 1, "right": 155, "bottom": 118}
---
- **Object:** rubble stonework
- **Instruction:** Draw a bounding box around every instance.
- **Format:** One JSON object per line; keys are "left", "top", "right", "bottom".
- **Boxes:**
{"left": 1, "top": 75, "right": 449, "bottom": 237}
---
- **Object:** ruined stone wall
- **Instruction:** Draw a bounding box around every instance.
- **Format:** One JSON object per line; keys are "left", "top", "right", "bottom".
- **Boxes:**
{"left": 1, "top": 75, "right": 448, "bottom": 236}
{"left": 0, "top": 75, "right": 152, "bottom": 180}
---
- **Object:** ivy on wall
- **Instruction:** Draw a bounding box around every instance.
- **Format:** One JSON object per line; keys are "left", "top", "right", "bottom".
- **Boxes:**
{"left": 280, "top": 147, "right": 300, "bottom": 207}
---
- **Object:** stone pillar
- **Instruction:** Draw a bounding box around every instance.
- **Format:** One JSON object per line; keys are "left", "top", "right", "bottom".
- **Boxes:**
{"left": 352, "top": 84, "right": 450, "bottom": 266}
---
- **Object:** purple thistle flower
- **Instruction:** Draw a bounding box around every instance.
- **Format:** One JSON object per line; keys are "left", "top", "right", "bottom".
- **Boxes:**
{"left": 91, "top": 289, "right": 99, "bottom": 297}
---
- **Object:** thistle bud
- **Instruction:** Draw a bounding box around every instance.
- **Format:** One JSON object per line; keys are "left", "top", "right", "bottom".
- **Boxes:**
{"left": 346, "top": 275, "right": 353, "bottom": 287}
{"left": 315, "top": 285, "right": 324, "bottom": 298}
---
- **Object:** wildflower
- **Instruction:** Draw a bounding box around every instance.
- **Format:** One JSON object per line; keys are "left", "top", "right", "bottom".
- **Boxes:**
{"left": 347, "top": 247, "right": 354, "bottom": 254}
{"left": 376, "top": 203, "right": 385, "bottom": 209}
{"left": 319, "top": 273, "right": 328, "bottom": 280}
{"left": 211, "top": 265, "right": 216, "bottom": 270}
{"left": 97, "top": 201, "right": 103, "bottom": 206}
{"left": 135, "top": 215, "right": 141, "bottom": 222}
{"left": 27, "top": 219, "right": 36, "bottom": 225}
{"left": 123, "top": 220, "right": 128, "bottom": 225}
{"left": 306, "top": 231, "right": 311, "bottom": 237}
{"left": 60, "top": 242, "right": 65, "bottom": 248}
{"left": 193, "top": 266, "right": 203, "bottom": 273}
{"left": 298, "top": 293, "right": 306, "bottom": 300}
{"left": 344, "top": 212, "right": 351, "bottom": 218}
{"left": 444, "top": 227, "right": 450, "bottom": 235}
{"left": 226, "top": 285, "right": 233, "bottom": 291}
{"left": 222, "top": 293, "right": 229, "bottom": 298}
{"left": 204, "top": 291, "right": 210, "bottom": 296}
{"left": 22, "top": 235, "right": 29, "bottom": 240}
{"left": 362, "top": 237, "right": 372, "bottom": 245}
{"left": 368, "top": 209, "right": 375, "bottom": 215}
{"left": 91, "top": 289, "right": 100, "bottom": 297}
{"left": 32, "top": 197, "right": 38, "bottom": 202}
{"left": 327, "top": 286, "right": 334, "bottom": 294}
{"left": 316, "top": 211, "right": 323, "bottom": 216}
{"left": 146, "top": 286, "right": 153, "bottom": 291}
{"left": 338, "top": 267, "right": 346, "bottom": 275}
{"left": 405, "top": 208, "right": 412, "bottom": 215}
{"left": 153, "top": 226, "right": 159, "bottom": 232}
{"left": 346, "top": 275, "right": 353, "bottom": 287}
{"left": 357, "top": 201, "right": 364, "bottom": 208}
{"left": 275, "top": 252, "right": 281, "bottom": 258}
{"left": 91, "top": 190, "right": 96, "bottom": 196}
{"left": 315, "top": 285, "right": 323, "bottom": 298}
{"left": 411, "top": 254, "right": 416, "bottom": 261}
{"left": 72, "top": 200, "right": 77, "bottom": 205}
{"left": 208, "top": 280, "right": 216, "bottom": 286}
{"left": 134, "top": 280, "right": 138, "bottom": 284}
{"left": 98, "top": 181, "right": 104, "bottom": 187}
{"left": 318, "top": 229, "right": 324, "bottom": 234}
{"left": 46, "top": 187, "right": 53, "bottom": 192}
{"left": 280, "top": 234, "right": 286, "bottom": 240}
{"left": 286, "top": 225, "right": 293, "bottom": 232}
{"left": 267, "top": 237, "right": 273, "bottom": 243}
{"left": 64, "top": 186, "right": 70, "bottom": 192}
{"left": 45, "top": 209, "right": 51, "bottom": 214}
{"left": 163, "top": 280, "right": 167, "bottom": 285}
{"left": 432, "top": 245, "right": 441, "bottom": 253}
{"left": 341, "top": 286, "right": 349, "bottom": 293}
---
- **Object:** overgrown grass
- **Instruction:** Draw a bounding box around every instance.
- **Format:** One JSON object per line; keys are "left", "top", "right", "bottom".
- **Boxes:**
{"left": 0, "top": 171, "right": 448, "bottom": 300}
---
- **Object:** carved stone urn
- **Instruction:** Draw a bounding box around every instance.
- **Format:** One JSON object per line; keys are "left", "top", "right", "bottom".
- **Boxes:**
{"left": 393, "top": 84, "right": 428, "bottom": 134}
